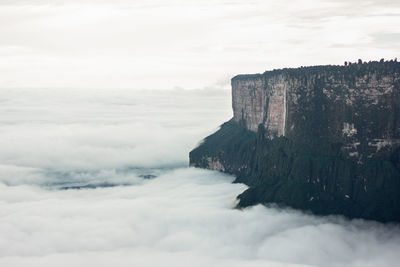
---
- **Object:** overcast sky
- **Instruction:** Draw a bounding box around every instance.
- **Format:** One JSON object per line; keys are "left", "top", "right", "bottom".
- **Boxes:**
{"left": 1, "top": 0, "right": 400, "bottom": 90}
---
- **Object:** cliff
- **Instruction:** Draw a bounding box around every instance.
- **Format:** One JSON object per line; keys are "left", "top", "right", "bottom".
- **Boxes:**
{"left": 190, "top": 60, "right": 400, "bottom": 222}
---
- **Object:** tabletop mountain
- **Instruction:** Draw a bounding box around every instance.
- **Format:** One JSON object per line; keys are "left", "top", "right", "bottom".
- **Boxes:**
{"left": 190, "top": 60, "right": 400, "bottom": 222}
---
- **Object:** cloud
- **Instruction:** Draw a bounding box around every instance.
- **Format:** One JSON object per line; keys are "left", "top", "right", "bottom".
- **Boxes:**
{"left": 0, "top": 88, "right": 400, "bottom": 267}
{"left": 0, "top": 88, "right": 231, "bottom": 184}
{"left": 0, "top": 168, "right": 400, "bottom": 267}
{"left": 0, "top": 0, "right": 399, "bottom": 90}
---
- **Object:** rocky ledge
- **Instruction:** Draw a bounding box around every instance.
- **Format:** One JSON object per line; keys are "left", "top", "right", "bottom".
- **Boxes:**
{"left": 190, "top": 60, "right": 400, "bottom": 222}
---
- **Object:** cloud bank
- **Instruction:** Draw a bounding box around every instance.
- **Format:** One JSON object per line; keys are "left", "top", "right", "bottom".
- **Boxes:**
{"left": 0, "top": 89, "right": 400, "bottom": 267}
{"left": 2, "top": 167, "right": 400, "bottom": 267}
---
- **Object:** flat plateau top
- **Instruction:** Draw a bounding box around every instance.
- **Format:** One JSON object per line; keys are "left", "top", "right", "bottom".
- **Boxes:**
{"left": 231, "top": 60, "right": 400, "bottom": 81}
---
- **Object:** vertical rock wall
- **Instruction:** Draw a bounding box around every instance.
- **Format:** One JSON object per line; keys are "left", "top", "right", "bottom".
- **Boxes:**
{"left": 231, "top": 75, "right": 266, "bottom": 132}
{"left": 231, "top": 74, "right": 287, "bottom": 137}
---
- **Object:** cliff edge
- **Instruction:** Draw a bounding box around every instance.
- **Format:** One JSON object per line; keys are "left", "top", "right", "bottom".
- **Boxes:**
{"left": 190, "top": 60, "right": 400, "bottom": 222}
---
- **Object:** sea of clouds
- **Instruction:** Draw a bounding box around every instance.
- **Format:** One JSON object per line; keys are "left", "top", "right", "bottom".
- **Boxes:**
{"left": 0, "top": 88, "right": 400, "bottom": 267}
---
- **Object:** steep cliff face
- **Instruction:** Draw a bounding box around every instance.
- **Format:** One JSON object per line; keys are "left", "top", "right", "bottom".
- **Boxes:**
{"left": 190, "top": 61, "right": 400, "bottom": 222}
{"left": 231, "top": 63, "right": 400, "bottom": 159}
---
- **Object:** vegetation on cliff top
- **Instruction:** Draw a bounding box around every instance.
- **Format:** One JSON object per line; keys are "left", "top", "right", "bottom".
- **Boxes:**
{"left": 232, "top": 59, "right": 400, "bottom": 82}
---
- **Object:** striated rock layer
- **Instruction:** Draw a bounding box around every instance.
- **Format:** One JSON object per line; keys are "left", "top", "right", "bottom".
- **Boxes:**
{"left": 190, "top": 61, "right": 400, "bottom": 222}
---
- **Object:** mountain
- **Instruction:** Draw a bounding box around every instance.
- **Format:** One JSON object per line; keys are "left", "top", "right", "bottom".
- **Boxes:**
{"left": 190, "top": 60, "right": 400, "bottom": 222}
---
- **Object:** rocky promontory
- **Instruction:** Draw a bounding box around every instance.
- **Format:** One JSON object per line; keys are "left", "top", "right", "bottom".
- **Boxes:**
{"left": 190, "top": 60, "right": 400, "bottom": 222}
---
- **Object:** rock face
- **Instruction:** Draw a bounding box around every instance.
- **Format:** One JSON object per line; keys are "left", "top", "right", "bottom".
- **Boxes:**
{"left": 190, "top": 61, "right": 400, "bottom": 222}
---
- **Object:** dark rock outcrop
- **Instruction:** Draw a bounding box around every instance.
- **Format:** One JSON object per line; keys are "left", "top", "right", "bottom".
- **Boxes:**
{"left": 190, "top": 60, "right": 400, "bottom": 222}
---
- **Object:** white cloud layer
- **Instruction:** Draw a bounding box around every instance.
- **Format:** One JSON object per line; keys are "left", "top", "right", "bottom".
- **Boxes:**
{"left": 0, "top": 0, "right": 399, "bottom": 89}
{"left": 0, "top": 89, "right": 400, "bottom": 267}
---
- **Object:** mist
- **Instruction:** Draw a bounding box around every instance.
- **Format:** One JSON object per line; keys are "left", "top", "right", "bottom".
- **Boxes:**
{"left": 0, "top": 88, "right": 399, "bottom": 267}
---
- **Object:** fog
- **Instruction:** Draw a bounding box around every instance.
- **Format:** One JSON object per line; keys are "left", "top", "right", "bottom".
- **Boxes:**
{"left": 0, "top": 88, "right": 399, "bottom": 267}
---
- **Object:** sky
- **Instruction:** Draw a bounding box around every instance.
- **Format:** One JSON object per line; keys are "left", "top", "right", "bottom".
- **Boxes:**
{"left": 1, "top": 0, "right": 400, "bottom": 90}
{"left": 1, "top": 88, "right": 400, "bottom": 267}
